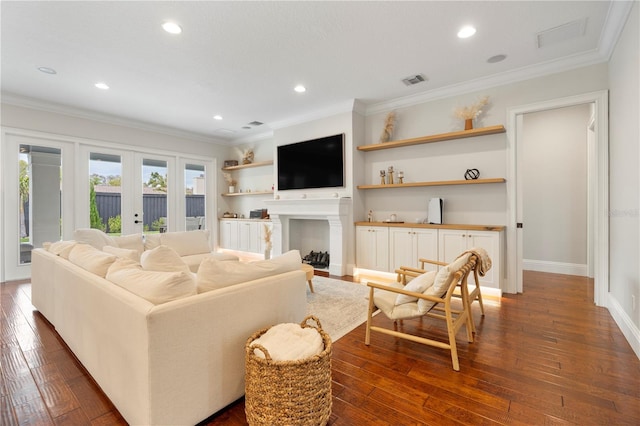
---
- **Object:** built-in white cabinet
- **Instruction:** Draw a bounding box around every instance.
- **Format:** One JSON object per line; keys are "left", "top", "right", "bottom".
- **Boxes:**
{"left": 390, "top": 227, "right": 438, "bottom": 270}
{"left": 219, "top": 219, "right": 271, "bottom": 254}
{"left": 356, "top": 223, "right": 503, "bottom": 292}
{"left": 438, "top": 229, "right": 500, "bottom": 290}
{"left": 356, "top": 226, "right": 389, "bottom": 271}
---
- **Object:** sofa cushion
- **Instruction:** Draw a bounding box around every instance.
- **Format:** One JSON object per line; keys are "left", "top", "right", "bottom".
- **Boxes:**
{"left": 181, "top": 252, "right": 239, "bottom": 273}
{"left": 140, "top": 245, "right": 190, "bottom": 274}
{"left": 144, "top": 233, "right": 161, "bottom": 250}
{"left": 68, "top": 243, "right": 118, "bottom": 278}
{"left": 103, "top": 245, "right": 140, "bottom": 262}
{"left": 160, "top": 230, "right": 210, "bottom": 257}
{"left": 106, "top": 258, "right": 196, "bottom": 304}
{"left": 48, "top": 240, "right": 77, "bottom": 259}
{"left": 111, "top": 233, "right": 144, "bottom": 253}
{"left": 197, "top": 250, "right": 301, "bottom": 293}
{"left": 73, "top": 228, "right": 116, "bottom": 250}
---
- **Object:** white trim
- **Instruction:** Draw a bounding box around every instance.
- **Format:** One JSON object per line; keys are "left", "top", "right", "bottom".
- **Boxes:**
{"left": 607, "top": 294, "right": 640, "bottom": 360}
{"left": 2, "top": 93, "right": 229, "bottom": 146}
{"left": 506, "top": 90, "right": 609, "bottom": 308}
{"left": 523, "top": 259, "right": 588, "bottom": 277}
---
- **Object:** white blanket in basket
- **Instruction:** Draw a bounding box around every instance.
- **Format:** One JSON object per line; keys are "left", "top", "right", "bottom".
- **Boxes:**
{"left": 252, "top": 323, "right": 323, "bottom": 361}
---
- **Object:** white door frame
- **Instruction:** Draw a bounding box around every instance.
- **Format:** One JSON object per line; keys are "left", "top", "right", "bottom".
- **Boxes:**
{"left": 506, "top": 90, "right": 609, "bottom": 306}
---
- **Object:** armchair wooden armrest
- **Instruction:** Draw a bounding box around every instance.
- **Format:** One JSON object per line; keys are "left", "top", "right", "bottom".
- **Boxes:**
{"left": 419, "top": 257, "right": 448, "bottom": 269}
{"left": 395, "top": 266, "right": 425, "bottom": 285}
{"left": 367, "top": 281, "right": 444, "bottom": 305}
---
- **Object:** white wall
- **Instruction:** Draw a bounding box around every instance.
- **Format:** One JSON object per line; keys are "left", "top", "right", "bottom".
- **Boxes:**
{"left": 522, "top": 104, "right": 590, "bottom": 268}
{"left": 362, "top": 63, "right": 608, "bottom": 227}
{"left": 608, "top": 2, "right": 640, "bottom": 351}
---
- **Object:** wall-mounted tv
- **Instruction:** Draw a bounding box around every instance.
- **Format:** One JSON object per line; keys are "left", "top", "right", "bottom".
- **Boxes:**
{"left": 277, "top": 134, "right": 345, "bottom": 191}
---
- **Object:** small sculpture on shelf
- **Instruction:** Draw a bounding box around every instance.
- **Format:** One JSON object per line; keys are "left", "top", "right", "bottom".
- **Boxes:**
{"left": 397, "top": 171, "right": 404, "bottom": 184}
{"left": 387, "top": 166, "right": 394, "bottom": 185}
{"left": 464, "top": 168, "right": 480, "bottom": 180}
{"left": 379, "top": 111, "right": 396, "bottom": 143}
{"left": 380, "top": 169, "right": 386, "bottom": 185}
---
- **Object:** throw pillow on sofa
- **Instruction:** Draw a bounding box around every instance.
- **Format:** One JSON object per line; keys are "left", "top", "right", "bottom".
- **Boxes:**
{"left": 103, "top": 245, "right": 140, "bottom": 262}
{"left": 73, "top": 228, "right": 116, "bottom": 250}
{"left": 48, "top": 240, "right": 77, "bottom": 259}
{"left": 197, "top": 250, "right": 301, "bottom": 293}
{"left": 106, "top": 258, "right": 196, "bottom": 305}
{"left": 68, "top": 243, "right": 118, "bottom": 278}
{"left": 140, "top": 245, "right": 191, "bottom": 274}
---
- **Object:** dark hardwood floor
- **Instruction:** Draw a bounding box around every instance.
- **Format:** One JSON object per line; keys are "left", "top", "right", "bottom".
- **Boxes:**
{"left": 2, "top": 271, "right": 639, "bottom": 425}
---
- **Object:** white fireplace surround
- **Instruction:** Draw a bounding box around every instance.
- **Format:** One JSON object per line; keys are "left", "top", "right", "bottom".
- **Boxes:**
{"left": 265, "top": 198, "right": 352, "bottom": 276}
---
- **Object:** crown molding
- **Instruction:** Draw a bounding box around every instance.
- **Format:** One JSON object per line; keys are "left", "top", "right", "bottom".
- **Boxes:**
{"left": 1, "top": 92, "right": 230, "bottom": 146}
{"left": 269, "top": 99, "right": 359, "bottom": 131}
{"left": 598, "top": 0, "right": 636, "bottom": 61}
{"left": 365, "top": 48, "right": 609, "bottom": 116}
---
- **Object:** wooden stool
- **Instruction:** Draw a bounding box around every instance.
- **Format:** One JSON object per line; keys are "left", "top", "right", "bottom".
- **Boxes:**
{"left": 300, "top": 264, "right": 315, "bottom": 293}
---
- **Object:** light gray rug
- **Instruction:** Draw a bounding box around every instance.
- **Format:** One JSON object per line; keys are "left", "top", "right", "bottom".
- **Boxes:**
{"left": 305, "top": 276, "right": 373, "bottom": 342}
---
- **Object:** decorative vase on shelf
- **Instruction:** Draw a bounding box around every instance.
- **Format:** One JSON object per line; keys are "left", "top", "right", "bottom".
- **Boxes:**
{"left": 464, "top": 119, "right": 473, "bottom": 130}
{"left": 229, "top": 186, "right": 235, "bottom": 193}
{"left": 264, "top": 249, "right": 271, "bottom": 260}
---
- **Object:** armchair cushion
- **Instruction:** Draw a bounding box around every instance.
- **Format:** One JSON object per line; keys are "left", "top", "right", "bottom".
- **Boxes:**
{"left": 395, "top": 271, "right": 436, "bottom": 305}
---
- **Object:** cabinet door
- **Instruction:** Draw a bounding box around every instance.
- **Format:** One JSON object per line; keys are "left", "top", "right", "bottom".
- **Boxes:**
{"left": 390, "top": 228, "right": 415, "bottom": 270}
{"left": 356, "top": 226, "right": 389, "bottom": 271}
{"left": 467, "top": 231, "right": 499, "bottom": 289}
{"left": 414, "top": 228, "right": 438, "bottom": 268}
{"left": 219, "top": 220, "right": 238, "bottom": 249}
{"left": 438, "top": 229, "right": 468, "bottom": 264}
{"left": 238, "top": 221, "right": 252, "bottom": 252}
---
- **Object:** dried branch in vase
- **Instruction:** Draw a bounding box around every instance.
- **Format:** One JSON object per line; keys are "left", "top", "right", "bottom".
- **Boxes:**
{"left": 453, "top": 96, "right": 489, "bottom": 120}
{"left": 379, "top": 111, "right": 396, "bottom": 143}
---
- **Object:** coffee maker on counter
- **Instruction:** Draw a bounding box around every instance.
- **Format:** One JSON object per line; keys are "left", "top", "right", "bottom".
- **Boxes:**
{"left": 428, "top": 197, "right": 443, "bottom": 224}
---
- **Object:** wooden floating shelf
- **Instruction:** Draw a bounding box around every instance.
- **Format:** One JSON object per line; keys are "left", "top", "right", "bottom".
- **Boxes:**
{"left": 357, "top": 125, "right": 506, "bottom": 152}
{"left": 357, "top": 178, "right": 506, "bottom": 190}
{"left": 355, "top": 221, "right": 505, "bottom": 232}
{"left": 221, "top": 160, "right": 273, "bottom": 171}
{"left": 221, "top": 191, "right": 273, "bottom": 197}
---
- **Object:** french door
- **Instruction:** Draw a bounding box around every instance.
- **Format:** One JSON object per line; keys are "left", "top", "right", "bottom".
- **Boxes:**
{"left": 79, "top": 147, "right": 176, "bottom": 235}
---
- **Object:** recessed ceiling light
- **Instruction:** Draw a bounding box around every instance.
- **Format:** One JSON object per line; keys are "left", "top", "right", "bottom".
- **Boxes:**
{"left": 95, "top": 82, "right": 109, "bottom": 90}
{"left": 37, "top": 67, "right": 57, "bottom": 75}
{"left": 294, "top": 85, "right": 306, "bottom": 93}
{"left": 487, "top": 54, "right": 507, "bottom": 63}
{"left": 162, "top": 21, "right": 182, "bottom": 34}
{"left": 213, "top": 115, "right": 223, "bottom": 120}
{"left": 457, "top": 25, "right": 477, "bottom": 39}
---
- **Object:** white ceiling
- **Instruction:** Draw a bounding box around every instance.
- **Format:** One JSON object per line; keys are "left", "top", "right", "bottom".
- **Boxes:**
{"left": 0, "top": 1, "right": 629, "bottom": 145}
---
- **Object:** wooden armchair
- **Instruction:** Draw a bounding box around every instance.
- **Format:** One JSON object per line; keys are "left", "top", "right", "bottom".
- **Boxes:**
{"left": 365, "top": 253, "right": 477, "bottom": 371}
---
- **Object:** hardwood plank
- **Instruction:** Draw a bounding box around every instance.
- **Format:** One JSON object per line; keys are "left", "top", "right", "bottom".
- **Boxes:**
{"left": 1, "top": 273, "right": 639, "bottom": 425}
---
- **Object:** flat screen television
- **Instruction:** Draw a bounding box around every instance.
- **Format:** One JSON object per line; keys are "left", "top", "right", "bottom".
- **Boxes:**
{"left": 277, "top": 134, "right": 345, "bottom": 191}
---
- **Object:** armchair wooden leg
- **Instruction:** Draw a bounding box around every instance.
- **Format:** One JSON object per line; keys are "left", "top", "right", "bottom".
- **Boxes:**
{"left": 365, "top": 287, "right": 375, "bottom": 345}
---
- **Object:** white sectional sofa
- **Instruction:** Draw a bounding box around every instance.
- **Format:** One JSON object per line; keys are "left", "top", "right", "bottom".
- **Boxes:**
{"left": 31, "top": 234, "right": 307, "bottom": 426}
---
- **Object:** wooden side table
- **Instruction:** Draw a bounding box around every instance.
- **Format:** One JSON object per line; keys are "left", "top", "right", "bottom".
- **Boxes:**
{"left": 300, "top": 264, "right": 315, "bottom": 293}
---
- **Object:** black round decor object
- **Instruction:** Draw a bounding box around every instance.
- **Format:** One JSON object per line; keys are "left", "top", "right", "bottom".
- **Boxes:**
{"left": 464, "top": 168, "right": 480, "bottom": 180}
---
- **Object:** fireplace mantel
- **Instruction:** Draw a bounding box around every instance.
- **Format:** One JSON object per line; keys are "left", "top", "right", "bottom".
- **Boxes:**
{"left": 265, "top": 198, "right": 352, "bottom": 276}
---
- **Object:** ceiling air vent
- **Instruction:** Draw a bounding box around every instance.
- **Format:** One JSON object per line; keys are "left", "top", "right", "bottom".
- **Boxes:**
{"left": 536, "top": 18, "right": 586, "bottom": 48}
{"left": 402, "top": 74, "right": 427, "bottom": 86}
{"left": 247, "top": 121, "right": 264, "bottom": 126}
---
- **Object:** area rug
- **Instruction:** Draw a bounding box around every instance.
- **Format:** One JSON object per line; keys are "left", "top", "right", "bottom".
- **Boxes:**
{"left": 305, "top": 276, "right": 375, "bottom": 342}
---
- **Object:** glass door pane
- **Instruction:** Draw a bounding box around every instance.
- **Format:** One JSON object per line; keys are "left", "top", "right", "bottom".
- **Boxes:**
{"left": 185, "top": 164, "right": 206, "bottom": 230}
{"left": 142, "top": 158, "right": 168, "bottom": 233}
{"left": 89, "top": 153, "right": 122, "bottom": 235}
{"left": 18, "top": 144, "right": 62, "bottom": 264}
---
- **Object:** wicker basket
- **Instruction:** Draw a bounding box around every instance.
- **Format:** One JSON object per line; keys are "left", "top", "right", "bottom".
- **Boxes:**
{"left": 245, "top": 315, "right": 332, "bottom": 426}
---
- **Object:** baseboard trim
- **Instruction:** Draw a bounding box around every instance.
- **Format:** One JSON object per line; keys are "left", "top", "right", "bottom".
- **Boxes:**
{"left": 607, "top": 293, "right": 640, "bottom": 360}
{"left": 523, "top": 259, "right": 588, "bottom": 276}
